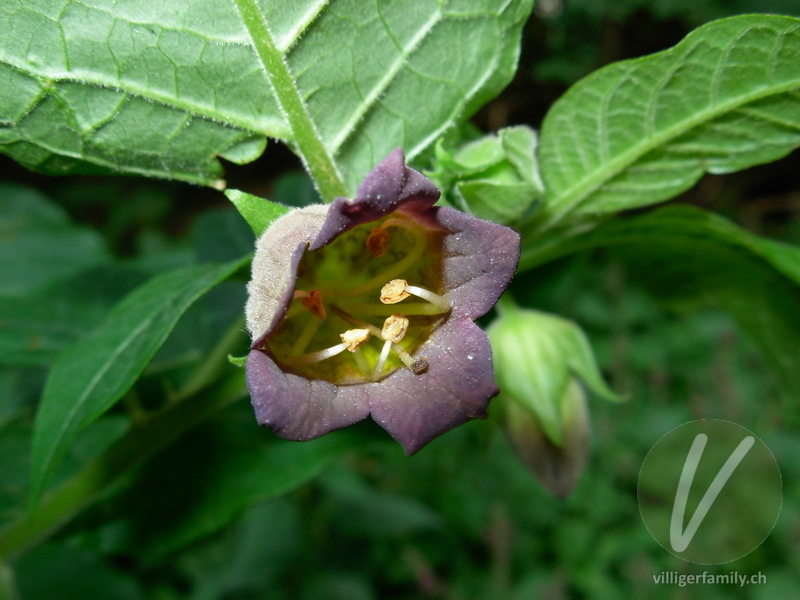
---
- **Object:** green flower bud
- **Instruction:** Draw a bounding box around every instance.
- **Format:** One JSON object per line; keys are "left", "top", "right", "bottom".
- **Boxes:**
{"left": 502, "top": 378, "right": 590, "bottom": 498}
{"left": 427, "top": 126, "right": 543, "bottom": 225}
{"left": 487, "top": 302, "right": 622, "bottom": 497}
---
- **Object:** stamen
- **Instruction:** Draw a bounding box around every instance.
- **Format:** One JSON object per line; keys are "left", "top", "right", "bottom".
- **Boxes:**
{"left": 411, "top": 358, "right": 430, "bottom": 375}
{"left": 371, "top": 314, "right": 409, "bottom": 380}
{"left": 293, "top": 289, "right": 327, "bottom": 319}
{"left": 334, "top": 300, "right": 449, "bottom": 317}
{"left": 339, "top": 226, "right": 427, "bottom": 297}
{"left": 331, "top": 305, "right": 428, "bottom": 378}
{"left": 391, "top": 342, "right": 428, "bottom": 375}
{"left": 380, "top": 279, "right": 410, "bottom": 304}
{"left": 340, "top": 328, "right": 371, "bottom": 351}
{"left": 379, "top": 279, "right": 450, "bottom": 311}
{"left": 352, "top": 347, "right": 370, "bottom": 377}
{"left": 382, "top": 314, "right": 409, "bottom": 343}
{"left": 290, "top": 312, "right": 324, "bottom": 355}
{"left": 371, "top": 339, "right": 393, "bottom": 381}
{"left": 405, "top": 284, "right": 450, "bottom": 311}
{"left": 287, "top": 328, "right": 370, "bottom": 368}
{"left": 366, "top": 217, "right": 418, "bottom": 259}
{"left": 366, "top": 227, "right": 390, "bottom": 258}
{"left": 289, "top": 342, "right": 349, "bottom": 367}
{"left": 330, "top": 305, "right": 383, "bottom": 337}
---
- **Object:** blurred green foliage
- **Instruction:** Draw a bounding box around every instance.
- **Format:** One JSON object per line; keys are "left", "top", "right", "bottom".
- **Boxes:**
{"left": 1, "top": 1, "right": 800, "bottom": 599}
{"left": 2, "top": 175, "right": 797, "bottom": 598}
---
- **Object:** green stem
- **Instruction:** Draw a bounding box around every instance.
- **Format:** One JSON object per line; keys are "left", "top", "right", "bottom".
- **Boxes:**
{"left": 233, "top": 0, "right": 348, "bottom": 201}
{"left": 0, "top": 372, "right": 246, "bottom": 561}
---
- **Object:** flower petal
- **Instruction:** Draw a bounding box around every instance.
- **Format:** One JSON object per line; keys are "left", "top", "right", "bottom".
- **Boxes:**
{"left": 244, "top": 149, "right": 520, "bottom": 453}
{"left": 368, "top": 318, "right": 498, "bottom": 454}
{"left": 437, "top": 207, "right": 520, "bottom": 319}
{"left": 310, "top": 148, "right": 441, "bottom": 250}
{"left": 245, "top": 206, "right": 328, "bottom": 346}
{"left": 246, "top": 349, "right": 371, "bottom": 440}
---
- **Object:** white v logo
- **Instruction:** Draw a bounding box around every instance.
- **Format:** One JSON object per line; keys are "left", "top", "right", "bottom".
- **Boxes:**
{"left": 670, "top": 433, "right": 755, "bottom": 552}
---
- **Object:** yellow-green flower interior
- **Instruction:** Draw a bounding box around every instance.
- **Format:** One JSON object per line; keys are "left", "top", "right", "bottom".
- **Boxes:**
{"left": 262, "top": 214, "right": 449, "bottom": 384}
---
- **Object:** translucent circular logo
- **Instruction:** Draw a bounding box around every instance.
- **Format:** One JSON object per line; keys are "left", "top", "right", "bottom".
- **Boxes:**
{"left": 638, "top": 420, "right": 782, "bottom": 564}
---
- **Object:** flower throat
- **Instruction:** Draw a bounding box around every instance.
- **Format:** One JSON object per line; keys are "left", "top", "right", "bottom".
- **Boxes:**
{"left": 260, "top": 214, "right": 451, "bottom": 384}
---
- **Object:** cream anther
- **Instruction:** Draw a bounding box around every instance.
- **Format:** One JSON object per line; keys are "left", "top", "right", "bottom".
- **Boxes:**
{"left": 340, "top": 328, "right": 371, "bottom": 352}
{"left": 380, "top": 279, "right": 411, "bottom": 304}
{"left": 382, "top": 314, "right": 409, "bottom": 343}
{"left": 379, "top": 279, "right": 450, "bottom": 312}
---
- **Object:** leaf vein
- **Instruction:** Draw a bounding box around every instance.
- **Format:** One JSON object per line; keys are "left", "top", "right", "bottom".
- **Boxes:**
{"left": 0, "top": 58, "right": 288, "bottom": 137}
{"left": 328, "top": 7, "right": 444, "bottom": 154}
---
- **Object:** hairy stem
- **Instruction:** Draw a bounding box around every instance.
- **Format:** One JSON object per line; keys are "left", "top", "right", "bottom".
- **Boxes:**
{"left": 0, "top": 372, "right": 246, "bottom": 561}
{"left": 233, "top": 0, "right": 348, "bottom": 201}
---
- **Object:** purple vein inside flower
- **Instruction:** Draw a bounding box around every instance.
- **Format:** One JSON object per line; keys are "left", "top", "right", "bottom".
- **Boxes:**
{"left": 257, "top": 214, "right": 451, "bottom": 384}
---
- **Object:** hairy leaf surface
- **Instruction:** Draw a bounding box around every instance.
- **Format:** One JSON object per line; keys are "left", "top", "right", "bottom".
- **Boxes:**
{"left": 536, "top": 15, "right": 800, "bottom": 227}
{"left": 0, "top": 0, "right": 532, "bottom": 188}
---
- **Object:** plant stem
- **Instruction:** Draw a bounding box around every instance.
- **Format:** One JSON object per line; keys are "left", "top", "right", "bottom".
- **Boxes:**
{"left": 233, "top": 0, "right": 348, "bottom": 201}
{"left": 0, "top": 372, "right": 246, "bottom": 561}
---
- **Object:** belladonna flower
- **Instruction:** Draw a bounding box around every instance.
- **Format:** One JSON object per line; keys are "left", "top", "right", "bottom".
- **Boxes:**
{"left": 244, "top": 149, "right": 520, "bottom": 454}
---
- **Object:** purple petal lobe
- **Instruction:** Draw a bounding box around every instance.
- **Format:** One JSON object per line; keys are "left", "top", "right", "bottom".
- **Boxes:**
{"left": 437, "top": 207, "right": 521, "bottom": 319}
{"left": 369, "top": 318, "right": 498, "bottom": 455}
{"left": 310, "top": 149, "right": 440, "bottom": 250}
{"left": 354, "top": 147, "right": 406, "bottom": 205}
{"left": 246, "top": 350, "right": 371, "bottom": 440}
{"left": 246, "top": 206, "right": 328, "bottom": 347}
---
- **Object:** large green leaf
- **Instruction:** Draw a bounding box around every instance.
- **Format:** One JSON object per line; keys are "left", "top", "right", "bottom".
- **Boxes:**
{"left": 0, "top": 266, "right": 146, "bottom": 367}
{"left": 102, "top": 406, "right": 354, "bottom": 558}
{"left": 29, "top": 257, "right": 248, "bottom": 507}
{"left": 534, "top": 15, "right": 800, "bottom": 229}
{"left": 0, "top": 0, "right": 532, "bottom": 188}
{"left": 521, "top": 205, "right": 800, "bottom": 395}
{"left": 521, "top": 204, "right": 800, "bottom": 282}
